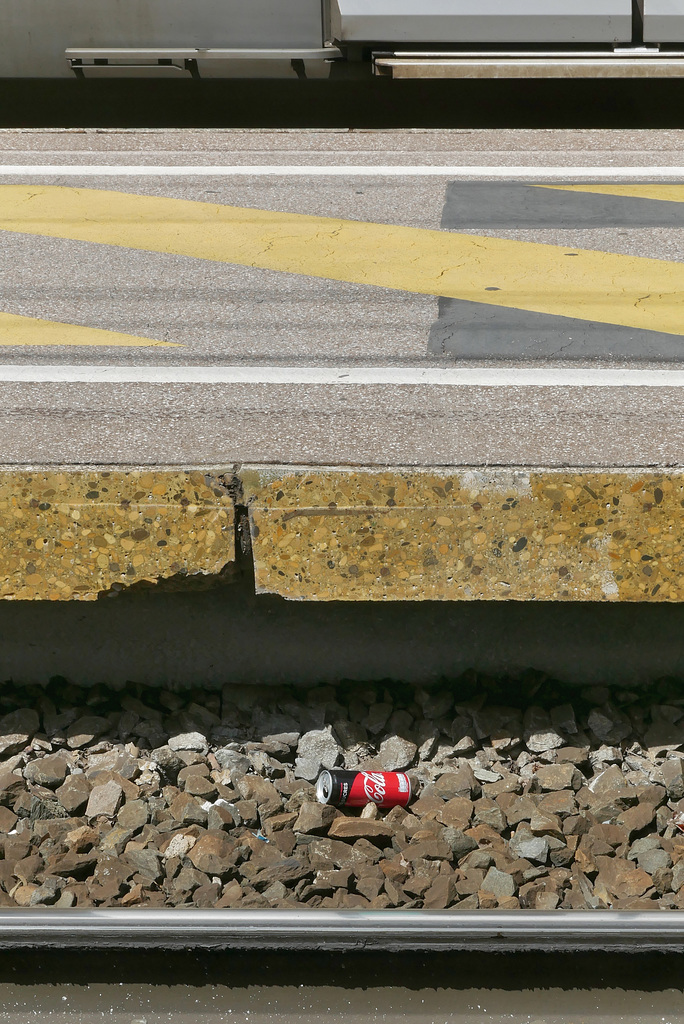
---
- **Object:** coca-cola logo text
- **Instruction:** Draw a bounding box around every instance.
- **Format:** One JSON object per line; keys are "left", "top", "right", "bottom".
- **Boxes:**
{"left": 362, "top": 772, "right": 387, "bottom": 804}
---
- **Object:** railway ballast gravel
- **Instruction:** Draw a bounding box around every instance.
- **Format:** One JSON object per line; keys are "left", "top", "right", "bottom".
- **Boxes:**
{"left": 0, "top": 674, "right": 682, "bottom": 911}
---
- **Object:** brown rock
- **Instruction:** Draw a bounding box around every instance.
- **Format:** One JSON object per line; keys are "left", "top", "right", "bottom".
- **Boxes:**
{"left": 355, "top": 873, "right": 384, "bottom": 900}
{"left": 294, "top": 801, "right": 338, "bottom": 835}
{"left": 117, "top": 800, "right": 149, "bottom": 832}
{"left": 86, "top": 781, "right": 124, "bottom": 820}
{"left": 124, "top": 848, "right": 163, "bottom": 882}
{"left": 473, "top": 798, "right": 507, "bottom": 832}
{"left": 0, "top": 773, "right": 26, "bottom": 807}
{"left": 0, "top": 709, "right": 39, "bottom": 758}
{"left": 56, "top": 775, "right": 91, "bottom": 816}
{"left": 183, "top": 775, "right": 218, "bottom": 800}
{"left": 88, "top": 771, "right": 139, "bottom": 802}
{"left": 88, "top": 857, "right": 135, "bottom": 901}
{"left": 12, "top": 884, "right": 39, "bottom": 906}
{"left": 64, "top": 825, "right": 99, "bottom": 852}
{"left": 207, "top": 804, "right": 235, "bottom": 832}
{"left": 66, "top": 716, "right": 110, "bottom": 749}
{"left": 499, "top": 794, "right": 537, "bottom": 826}
{"left": 535, "top": 763, "right": 582, "bottom": 792}
{"left": 403, "top": 838, "right": 451, "bottom": 863}
{"left": 328, "top": 817, "right": 393, "bottom": 844}
{"left": 251, "top": 857, "right": 313, "bottom": 891}
{"left": 233, "top": 800, "right": 258, "bottom": 827}
{"left": 192, "top": 882, "right": 222, "bottom": 907}
{"left": 100, "top": 825, "right": 135, "bottom": 857}
{"left": 169, "top": 792, "right": 208, "bottom": 826}
{"left": 529, "top": 808, "right": 564, "bottom": 839}
{"left": 410, "top": 793, "right": 446, "bottom": 818}
{"left": 0, "top": 806, "right": 18, "bottom": 832}
{"left": 456, "top": 868, "right": 485, "bottom": 896}
{"left": 434, "top": 766, "right": 477, "bottom": 800}
{"left": 538, "top": 791, "right": 577, "bottom": 817}
{"left": 237, "top": 777, "right": 283, "bottom": 819}
{"left": 310, "top": 868, "right": 353, "bottom": 892}
{"left": 173, "top": 865, "right": 208, "bottom": 893}
{"left": 48, "top": 851, "right": 98, "bottom": 880}
{"left": 617, "top": 803, "right": 657, "bottom": 839}
{"left": 23, "top": 755, "right": 69, "bottom": 789}
{"left": 595, "top": 855, "right": 653, "bottom": 898}
{"left": 188, "top": 834, "right": 237, "bottom": 877}
{"left": 423, "top": 873, "right": 457, "bottom": 909}
{"left": 438, "top": 797, "right": 473, "bottom": 830}
{"left": 12, "top": 853, "right": 43, "bottom": 884}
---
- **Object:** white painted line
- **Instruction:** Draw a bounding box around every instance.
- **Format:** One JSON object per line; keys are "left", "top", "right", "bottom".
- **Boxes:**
{"left": 1, "top": 165, "right": 684, "bottom": 179}
{"left": 3, "top": 365, "right": 684, "bottom": 387}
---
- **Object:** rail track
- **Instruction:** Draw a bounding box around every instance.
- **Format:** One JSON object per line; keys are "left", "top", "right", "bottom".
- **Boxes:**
{"left": 1, "top": 908, "right": 683, "bottom": 951}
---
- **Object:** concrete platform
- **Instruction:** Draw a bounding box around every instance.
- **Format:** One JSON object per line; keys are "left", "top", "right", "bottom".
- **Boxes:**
{"left": 2, "top": 129, "right": 684, "bottom": 601}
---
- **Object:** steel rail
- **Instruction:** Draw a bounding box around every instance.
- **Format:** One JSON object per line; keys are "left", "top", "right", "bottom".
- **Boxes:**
{"left": 0, "top": 909, "right": 682, "bottom": 950}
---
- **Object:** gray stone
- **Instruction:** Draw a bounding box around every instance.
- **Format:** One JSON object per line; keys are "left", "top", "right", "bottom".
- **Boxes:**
{"left": 587, "top": 705, "right": 632, "bottom": 745}
{"left": 362, "top": 703, "right": 393, "bottom": 736}
{"left": 509, "top": 829, "right": 550, "bottom": 864}
{"left": 635, "top": 848, "right": 672, "bottom": 875}
{"left": 294, "top": 727, "right": 341, "bottom": 781}
{"left": 481, "top": 866, "right": 516, "bottom": 899}
{"left": 551, "top": 704, "right": 578, "bottom": 735}
{"left": 117, "top": 800, "right": 149, "bottom": 832}
{"left": 125, "top": 848, "right": 163, "bottom": 882}
{"left": 672, "top": 861, "right": 684, "bottom": 892}
{"left": 662, "top": 758, "right": 684, "bottom": 801}
{"left": 375, "top": 735, "right": 417, "bottom": 771}
{"left": 0, "top": 708, "right": 39, "bottom": 758}
{"left": 472, "top": 706, "right": 522, "bottom": 752}
{"left": 447, "top": 716, "right": 478, "bottom": 754}
{"left": 66, "top": 716, "right": 110, "bottom": 749}
{"left": 442, "top": 828, "right": 478, "bottom": 860}
{"left": 86, "top": 780, "right": 124, "bottom": 819}
{"left": 54, "top": 890, "right": 76, "bottom": 908}
{"left": 149, "top": 745, "right": 184, "bottom": 779}
{"left": 28, "top": 877, "right": 62, "bottom": 906}
{"left": 24, "top": 754, "right": 69, "bottom": 789}
{"left": 213, "top": 747, "right": 252, "bottom": 780}
{"left": 523, "top": 707, "right": 565, "bottom": 753}
{"left": 168, "top": 732, "right": 208, "bottom": 753}
{"left": 628, "top": 835, "right": 661, "bottom": 861}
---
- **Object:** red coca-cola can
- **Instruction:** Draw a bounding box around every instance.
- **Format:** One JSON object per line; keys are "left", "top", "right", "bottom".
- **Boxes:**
{"left": 316, "top": 769, "right": 412, "bottom": 809}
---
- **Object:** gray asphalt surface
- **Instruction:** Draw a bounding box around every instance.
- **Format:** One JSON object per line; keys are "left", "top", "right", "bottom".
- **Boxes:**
{"left": 2, "top": 128, "right": 684, "bottom": 466}
{"left": 0, "top": 948, "right": 681, "bottom": 1024}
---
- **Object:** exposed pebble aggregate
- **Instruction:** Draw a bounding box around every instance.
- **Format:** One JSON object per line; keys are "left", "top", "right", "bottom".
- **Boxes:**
{"left": 0, "top": 674, "right": 682, "bottom": 911}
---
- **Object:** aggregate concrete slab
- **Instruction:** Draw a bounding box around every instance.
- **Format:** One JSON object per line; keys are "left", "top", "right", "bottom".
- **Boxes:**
{"left": 0, "top": 471, "right": 234, "bottom": 600}
{"left": 243, "top": 466, "right": 684, "bottom": 602}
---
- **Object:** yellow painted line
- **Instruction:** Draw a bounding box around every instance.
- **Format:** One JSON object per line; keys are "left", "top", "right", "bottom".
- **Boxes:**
{"left": 2, "top": 185, "right": 684, "bottom": 335}
{"left": 535, "top": 183, "right": 684, "bottom": 204}
{"left": 0, "top": 310, "right": 178, "bottom": 347}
